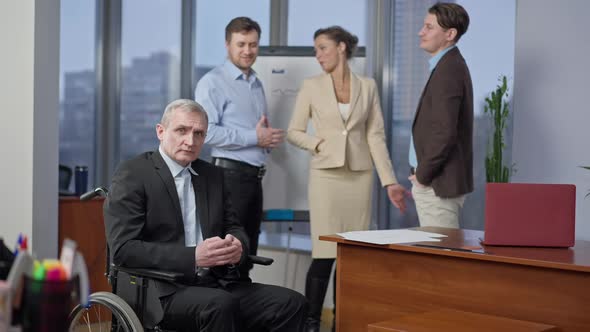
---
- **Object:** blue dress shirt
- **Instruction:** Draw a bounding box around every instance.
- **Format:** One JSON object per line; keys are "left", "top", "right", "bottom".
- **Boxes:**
{"left": 409, "top": 45, "right": 457, "bottom": 169}
{"left": 158, "top": 146, "right": 202, "bottom": 247}
{"left": 194, "top": 60, "right": 268, "bottom": 167}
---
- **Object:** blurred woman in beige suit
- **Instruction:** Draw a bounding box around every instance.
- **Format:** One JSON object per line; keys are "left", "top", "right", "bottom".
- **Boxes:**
{"left": 287, "top": 26, "right": 408, "bottom": 332}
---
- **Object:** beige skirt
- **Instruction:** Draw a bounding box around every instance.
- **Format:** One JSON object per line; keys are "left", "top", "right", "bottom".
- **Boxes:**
{"left": 309, "top": 167, "right": 374, "bottom": 258}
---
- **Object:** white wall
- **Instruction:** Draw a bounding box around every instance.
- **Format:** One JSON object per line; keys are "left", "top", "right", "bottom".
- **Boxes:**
{"left": 454, "top": 0, "right": 516, "bottom": 230}
{"left": 459, "top": 0, "right": 516, "bottom": 115}
{"left": 512, "top": 0, "right": 590, "bottom": 240}
{"left": 252, "top": 248, "right": 336, "bottom": 309}
{"left": 0, "top": 1, "right": 60, "bottom": 257}
{"left": 0, "top": 3, "right": 34, "bottom": 248}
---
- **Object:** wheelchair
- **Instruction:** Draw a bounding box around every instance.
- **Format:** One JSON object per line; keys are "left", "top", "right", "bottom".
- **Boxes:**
{"left": 68, "top": 187, "right": 273, "bottom": 332}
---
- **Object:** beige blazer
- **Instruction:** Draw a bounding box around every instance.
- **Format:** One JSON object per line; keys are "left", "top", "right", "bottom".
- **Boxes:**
{"left": 287, "top": 72, "right": 397, "bottom": 186}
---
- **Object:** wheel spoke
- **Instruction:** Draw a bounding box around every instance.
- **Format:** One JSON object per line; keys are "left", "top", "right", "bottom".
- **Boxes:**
{"left": 68, "top": 292, "right": 143, "bottom": 332}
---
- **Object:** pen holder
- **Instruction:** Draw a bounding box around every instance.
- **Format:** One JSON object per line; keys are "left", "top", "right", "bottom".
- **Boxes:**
{"left": 20, "top": 275, "right": 79, "bottom": 332}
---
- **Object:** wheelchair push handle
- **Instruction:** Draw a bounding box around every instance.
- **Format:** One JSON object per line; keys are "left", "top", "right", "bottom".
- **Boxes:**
{"left": 80, "top": 187, "right": 109, "bottom": 201}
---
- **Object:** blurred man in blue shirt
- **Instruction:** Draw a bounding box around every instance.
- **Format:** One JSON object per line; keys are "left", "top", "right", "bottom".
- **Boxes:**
{"left": 195, "top": 17, "right": 284, "bottom": 278}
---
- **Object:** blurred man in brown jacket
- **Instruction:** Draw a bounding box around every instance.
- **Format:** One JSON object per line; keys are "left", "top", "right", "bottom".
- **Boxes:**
{"left": 409, "top": 2, "right": 474, "bottom": 228}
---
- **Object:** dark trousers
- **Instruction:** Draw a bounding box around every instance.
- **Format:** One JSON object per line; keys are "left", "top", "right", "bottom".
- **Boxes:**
{"left": 221, "top": 168, "right": 263, "bottom": 277}
{"left": 159, "top": 282, "right": 307, "bottom": 331}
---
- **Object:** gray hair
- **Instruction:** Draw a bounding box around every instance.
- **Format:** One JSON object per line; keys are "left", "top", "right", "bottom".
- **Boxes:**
{"left": 160, "top": 99, "right": 208, "bottom": 127}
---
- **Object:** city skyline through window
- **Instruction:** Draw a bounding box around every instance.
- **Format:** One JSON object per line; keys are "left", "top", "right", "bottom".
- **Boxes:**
{"left": 59, "top": 0, "right": 96, "bottom": 193}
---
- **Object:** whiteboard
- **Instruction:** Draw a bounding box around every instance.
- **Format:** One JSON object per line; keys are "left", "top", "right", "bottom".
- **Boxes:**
{"left": 253, "top": 47, "right": 366, "bottom": 211}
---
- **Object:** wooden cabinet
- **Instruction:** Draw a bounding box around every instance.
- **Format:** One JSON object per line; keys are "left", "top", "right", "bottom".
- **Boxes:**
{"left": 58, "top": 197, "right": 110, "bottom": 293}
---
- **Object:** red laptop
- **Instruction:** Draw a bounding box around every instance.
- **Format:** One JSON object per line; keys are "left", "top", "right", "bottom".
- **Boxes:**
{"left": 483, "top": 183, "right": 576, "bottom": 247}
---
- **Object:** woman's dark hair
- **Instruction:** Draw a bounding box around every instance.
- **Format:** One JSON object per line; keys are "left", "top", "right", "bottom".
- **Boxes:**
{"left": 428, "top": 2, "right": 470, "bottom": 42}
{"left": 313, "top": 26, "right": 359, "bottom": 59}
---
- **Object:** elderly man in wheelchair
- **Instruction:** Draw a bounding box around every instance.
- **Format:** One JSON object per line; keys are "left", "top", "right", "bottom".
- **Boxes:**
{"left": 103, "top": 99, "right": 307, "bottom": 331}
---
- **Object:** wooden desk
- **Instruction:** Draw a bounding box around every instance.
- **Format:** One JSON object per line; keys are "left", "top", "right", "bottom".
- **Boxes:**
{"left": 320, "top": 227, "right": 590, "bottom": 332}
{"left": 58, "top": 197, "right": 110, "bottom": 294}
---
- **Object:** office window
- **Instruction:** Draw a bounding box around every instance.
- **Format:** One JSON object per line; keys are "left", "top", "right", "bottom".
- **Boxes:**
{"left": 119, "top": 0, "right": 182, "bottom": 162}
{"left": 385, "top": 0, "right": 434, "bottom": 228}
{"left": 288, "top": 0, "right": 367, "bottom": 46}
{"left": 59, "top": 0, "right": 97, "bottom": 191}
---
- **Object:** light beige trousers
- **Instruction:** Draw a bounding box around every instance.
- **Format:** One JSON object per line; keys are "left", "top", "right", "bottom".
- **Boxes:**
{"left": 412, "top": 185, "right": 466, "bottom": 229}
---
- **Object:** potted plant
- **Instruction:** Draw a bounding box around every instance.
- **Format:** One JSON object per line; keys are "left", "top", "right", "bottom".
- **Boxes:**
{"left": 484, "top": 75, "right": 514, "bottom": 183}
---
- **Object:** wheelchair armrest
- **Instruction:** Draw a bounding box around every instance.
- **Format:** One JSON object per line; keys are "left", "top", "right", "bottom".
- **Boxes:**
{"left": 112, "top": 265, "right": 184, "bottom": 282}
{"left": 111, "top": 255, "right": 273, "bottom": 282}
{"left": 249, "top": 255, "right": 273, "bottom": 266}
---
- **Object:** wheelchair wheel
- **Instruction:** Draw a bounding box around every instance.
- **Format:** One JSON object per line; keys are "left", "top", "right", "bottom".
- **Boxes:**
{"left": 68, "top": 291, "right": 144, "bottom": 332}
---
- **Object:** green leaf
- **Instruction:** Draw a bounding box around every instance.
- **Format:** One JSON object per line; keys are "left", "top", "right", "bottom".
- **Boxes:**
{"left": 485, "top": 75, "right": 513, "bottom": 183}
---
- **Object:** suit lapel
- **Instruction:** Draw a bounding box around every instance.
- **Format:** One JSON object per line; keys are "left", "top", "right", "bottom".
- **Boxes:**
{"left": 413, "top": 47, "right": 460, "bottom": 130}
{"left": 413, "top": 71, "right": 435, "bottom": 128}
{"left": 345, "top": 73, "right": 361, "bottom": 127}
{"left": 152, "top": 151, "right": 184, "bottom": 226}
{"left": 321, "top": 73, "right": 347, "bottom": 130}
{"left": 191, "top": 161, "right": 210, "bottom": 238}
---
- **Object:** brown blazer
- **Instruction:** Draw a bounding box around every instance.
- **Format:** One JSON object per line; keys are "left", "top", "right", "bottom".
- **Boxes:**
{"left": 413, "top": 47, "right": 474, "bottom": 198}
{"left": 287, "top": 72, "right": 397, "bottom": 186}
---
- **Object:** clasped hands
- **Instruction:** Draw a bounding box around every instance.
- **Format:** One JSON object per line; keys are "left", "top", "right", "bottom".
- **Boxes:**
{"left": 195, "top": 234, "right": 242, "bottom": 268}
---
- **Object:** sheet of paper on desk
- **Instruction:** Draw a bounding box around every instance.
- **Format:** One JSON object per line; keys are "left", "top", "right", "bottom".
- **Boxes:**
{"left": 337, "top": 229, "right": 446, "bottom": 245}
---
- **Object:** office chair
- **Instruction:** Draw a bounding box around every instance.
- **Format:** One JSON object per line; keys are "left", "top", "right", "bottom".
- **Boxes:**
{"left": 59, "top": 164, "right": 74, "bottom": 195}
{"left": 0, "top": 238, "right": 14, "bottom": 280}
{"left": 69, "top": 187, "right": 274, "bottom": 332}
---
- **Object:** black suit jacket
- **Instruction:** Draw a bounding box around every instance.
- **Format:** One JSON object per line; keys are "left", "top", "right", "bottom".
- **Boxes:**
{"left": 103, "top": 151, "right": 249, "bottom": 318}
{"left": 412, "top": 47, "right": 474, "bottom": 198}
